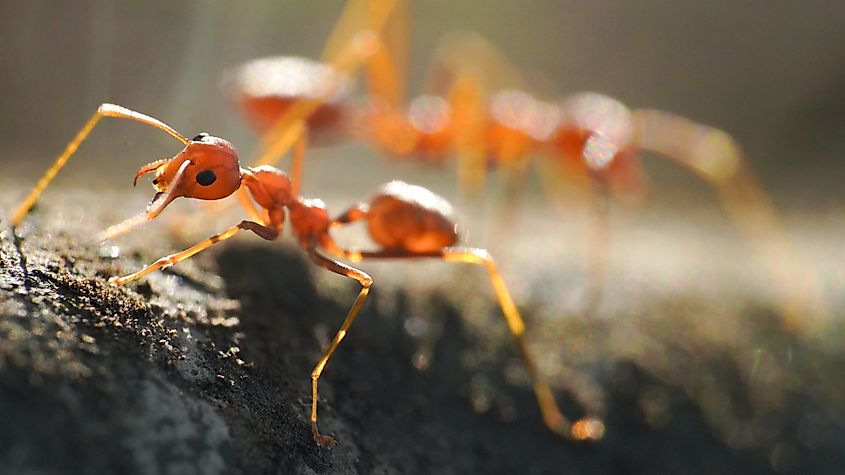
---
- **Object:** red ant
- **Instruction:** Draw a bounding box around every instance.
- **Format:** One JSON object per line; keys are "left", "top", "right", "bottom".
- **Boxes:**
{"left": 10, "top": 103, "right": 604, "bottom": 445}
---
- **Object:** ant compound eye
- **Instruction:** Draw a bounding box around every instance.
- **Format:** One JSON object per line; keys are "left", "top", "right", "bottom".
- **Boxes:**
{"left": 191, "top": 132, "right": 209, "bottom": 142}
{"left": 195, "top": 169, "right": 217, "bottom": 186}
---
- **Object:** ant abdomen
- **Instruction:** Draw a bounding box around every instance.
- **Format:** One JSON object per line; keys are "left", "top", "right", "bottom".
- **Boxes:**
{"left": 366, "top": 181, "right": 459, "bottom": 253}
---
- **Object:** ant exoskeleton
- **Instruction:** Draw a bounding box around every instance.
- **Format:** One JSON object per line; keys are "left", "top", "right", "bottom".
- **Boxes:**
{"left": 10, "top": 103, "right": 604, "bottom": 445}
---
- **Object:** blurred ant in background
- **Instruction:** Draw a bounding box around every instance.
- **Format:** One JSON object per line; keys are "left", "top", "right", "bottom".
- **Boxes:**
{"left": 222, "top": 0, "right": 828, "bottom": 330}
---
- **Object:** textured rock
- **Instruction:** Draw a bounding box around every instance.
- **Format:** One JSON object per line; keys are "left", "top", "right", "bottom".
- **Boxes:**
{"left": 1, "top": 203, "right": 843, "bottom": 474}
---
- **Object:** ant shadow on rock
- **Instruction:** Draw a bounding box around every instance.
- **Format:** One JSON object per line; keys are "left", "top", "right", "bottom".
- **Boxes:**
{"left": 213, "top": 243, "right": 815, "bottom": 474}
{"left": 214, "top": 243, "right": 595, "bottom": 472}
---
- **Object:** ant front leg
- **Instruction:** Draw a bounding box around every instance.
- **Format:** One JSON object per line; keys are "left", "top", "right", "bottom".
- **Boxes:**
{"left": 109, "top": 220, "right": 278, "bottom": 286}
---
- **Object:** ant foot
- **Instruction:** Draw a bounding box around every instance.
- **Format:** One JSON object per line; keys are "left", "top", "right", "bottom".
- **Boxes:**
{"left": 312, "top": 423, "right": 337, "bottom": 447}
{"left": 314, "top": 433, "right": 337, "bottom": 447}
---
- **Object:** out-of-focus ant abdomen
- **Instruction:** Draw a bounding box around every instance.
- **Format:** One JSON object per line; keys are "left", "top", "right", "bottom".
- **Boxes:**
{"left": 224, "top": 57, "right": 352, "bottom": 144}
{"left": 485, "top": 90, "right": 558, "bottom": 164}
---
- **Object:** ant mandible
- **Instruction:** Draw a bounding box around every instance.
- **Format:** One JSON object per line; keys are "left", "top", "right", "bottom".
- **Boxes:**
{"left": 10, "top": 103, "right": 604, "bottom": 445}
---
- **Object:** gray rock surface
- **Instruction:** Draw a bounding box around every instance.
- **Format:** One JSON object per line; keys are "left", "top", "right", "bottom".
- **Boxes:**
{"left": 1, "top": 205, "right": 842, "bottom": 474}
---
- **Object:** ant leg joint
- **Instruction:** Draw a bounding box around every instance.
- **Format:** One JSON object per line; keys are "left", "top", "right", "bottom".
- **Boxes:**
{"left": 312, "top": 427, "right": 337, "bottom": 447}
{"left": 351, "top": 29, "right": 380, "bottom": 57}
{"left": 443, "top": 247, "right": 493, "bottom": 266}
{"left": 156, "top": 254, "right": 178, "bottom": 270}
{"left": 473, "top": 248, "right": 493, "bottom": 261}
{"left": 345, "top": 251, "right": 364, "bottom": 262}
{"left": 237, "top": 220, "right": 279, "bottom": 241}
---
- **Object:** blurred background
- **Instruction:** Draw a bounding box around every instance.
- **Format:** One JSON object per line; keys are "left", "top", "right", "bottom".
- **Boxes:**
{"left": 1, "top": 1, "right": 845, "bottom": 471}
{"left": 2, "top": 0, "right": 845, "bottom": 201}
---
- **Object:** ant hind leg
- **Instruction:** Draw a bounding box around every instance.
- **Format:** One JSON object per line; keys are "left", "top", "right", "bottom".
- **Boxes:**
{"left": 306, "top": 247, "right": 374, "bottom": 446}
{"left": 323, "top": 244, "right": 605, "bottom": 441}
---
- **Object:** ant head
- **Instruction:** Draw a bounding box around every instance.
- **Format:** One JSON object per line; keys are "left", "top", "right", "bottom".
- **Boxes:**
{"left": 171, "top": 133, "right": 242, "bottom": 200}
{"left": 134, "top": 133, "right": 243, "bottom": 212}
